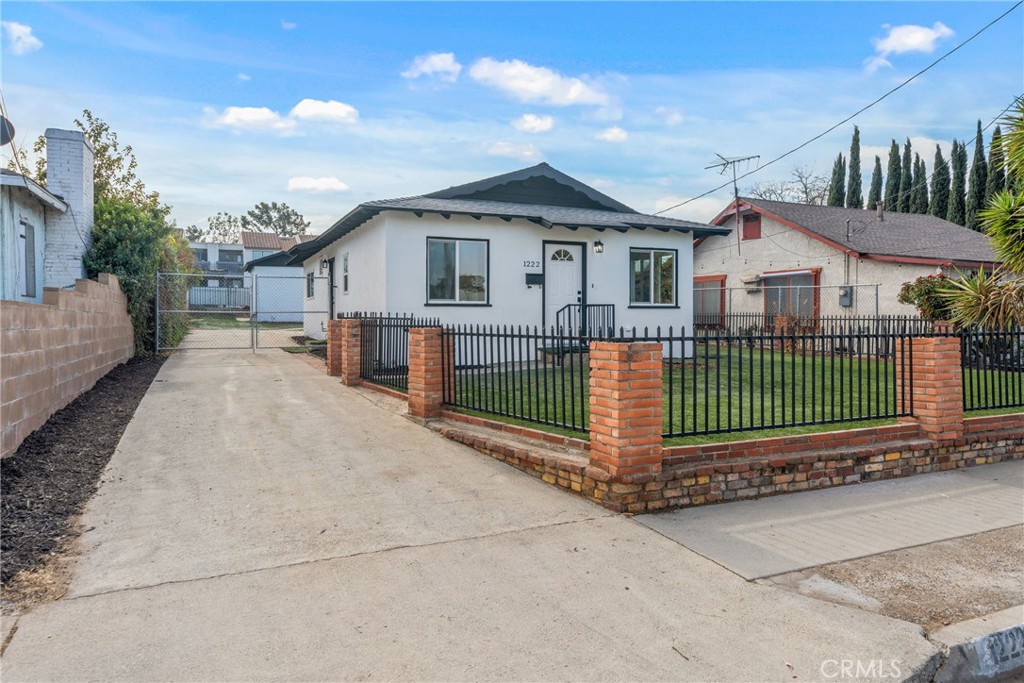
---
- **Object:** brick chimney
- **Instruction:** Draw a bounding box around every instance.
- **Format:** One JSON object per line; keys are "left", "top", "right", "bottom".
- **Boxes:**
{"left": 44, "top": 128, "right": 94, "bottom": 289}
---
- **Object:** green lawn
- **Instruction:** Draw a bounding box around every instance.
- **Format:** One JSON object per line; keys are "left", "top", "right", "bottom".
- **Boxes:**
{"left": 447, "top": 343, "right": 911, "bottom": 437}
{"left": 187, "top": 313, "right": 300, "bottom": 331}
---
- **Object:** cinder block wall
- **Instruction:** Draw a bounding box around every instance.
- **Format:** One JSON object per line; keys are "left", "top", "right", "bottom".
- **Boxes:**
{"left": 1, "top": 273, "right": 134, "bottom": 458}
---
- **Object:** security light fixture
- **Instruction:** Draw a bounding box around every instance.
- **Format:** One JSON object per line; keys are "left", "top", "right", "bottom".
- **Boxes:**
{"left": 593, "top": 240, "right": 604, "bottom": 254}
{"left": 319, "top": 258, "right": 329, "bottom": 274}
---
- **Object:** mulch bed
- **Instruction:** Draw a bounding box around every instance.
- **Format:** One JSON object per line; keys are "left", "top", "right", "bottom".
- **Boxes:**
{"left": 1, "top": 355, "right": 166, "bottom": 586}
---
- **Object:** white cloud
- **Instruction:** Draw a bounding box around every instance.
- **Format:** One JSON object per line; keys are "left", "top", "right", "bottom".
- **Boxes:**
{"left": 656, "top": 106, "right": 684, "bottom": 126}
{"left": 289, "top": 98, "right": 359, "bottom": 124}
{"left": 207, "top": 106, "right": 295, "bottom": 133}
{"left": 2, "top": 21, "right": 43, "bottom": 56}
{"left": 281, "top": 20, "right": 297, "bottom": 30}
{"left": 469, "top": 57, "right": 609, "bottom": 106}
{"left": 596, "top": 126, "right": 628, "bottom": 143}
{"left": 287, "top": 176, "right": 350, "bottom": 193}
{"left": 865, "top": 22, "right": 954, "bottom": 73}
{"left": 401, "top": 52, "right": 462, "bottom": 82}
{"left": 486, "top": 141, "right": 541, "bottom": 162}
{"left": 511, "top": 113, "right": 554, "bottom": 133}
{"left": 237, "top": 73, "right": 252, "bottom": 82}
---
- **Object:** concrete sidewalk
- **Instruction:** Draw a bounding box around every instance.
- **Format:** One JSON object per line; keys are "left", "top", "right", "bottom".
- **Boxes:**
{"left": 0, "top": 350, "right": 1002, "bottom": 681}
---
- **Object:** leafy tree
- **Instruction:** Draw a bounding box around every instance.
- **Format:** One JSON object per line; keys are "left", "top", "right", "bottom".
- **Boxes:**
{"left": 911, "top": 154, "right": 929, "bottom": 214}
{"left": 202, "top": 212, "right": 243, "bottom": 243}
{"left": 884, "top": 140, "right": 901, "bottom": 211}
{"left": 241, "top": 201, "right": 310, "bottom": 237}
{"left": 985, "top": 125, "right": 1006, "bottom": 201}
{"left": 943, "top": 99, "right": 1024, "bottom": 328}
{"left": 965, "top": 120, "right": 989, "bottom": 231}
{"left": 826, "top": 153, "right": 846, "bottom": 207}
{"left": 867, "top": 155, "right": 883, "bottom": 209}
{"left": 898, "top": 138, "right": 913, "bottom": 212}
{"left": 947, "top": 140, "right": 968, "bottom": 225}
{"left": 846, "top": 126, "right": 863, "bottom": 209}
{"left": 929, "top": 145, "right": 950, "bottom": 219}
{"left": 183, "top": 224, "right": 205, "bottom": 242}
{"left": 748, "top": 167, "right": 828, "bottom": 205}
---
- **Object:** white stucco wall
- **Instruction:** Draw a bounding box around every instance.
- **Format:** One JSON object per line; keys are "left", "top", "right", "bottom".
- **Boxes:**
{"left": 693, "top": 214, "right": 938, "bottom": 317}
{"left": 303, "top": 210, "right": 696, "bottom": 334}
{"left": 1, "top": 186, "right": 48, "bottom": 303}
{"left": 251, "top": 266, "right": 304, "bottom": 322}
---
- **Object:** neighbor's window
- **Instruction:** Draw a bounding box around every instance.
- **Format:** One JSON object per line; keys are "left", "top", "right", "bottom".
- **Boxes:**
{"left": 306, "top": 272, "right": 314, "bottom": 298}
{"left": 693, "top": 276, "right": 726, "bottom": 327}
{"left": 629, "top": 248, "right": 676, "bottom": 305}
{"left": 22, "top": 222, "right": 36, "bottom": 298}
{"left": 342, "top": 253, "right": 349, "bottom": 294}
{"left": 427, "top": 238, "right": 488, "bottom": 304}
{"left": 193, "top": 248, "right": 208, "bottom": 261}
{"left": 251, "top": 250, "right": 276, "bottom": 259}
{"left": 763, "top": 272, "right": 817, "bottom": 318}
{"left": 220, "top": 251, "right": 243, "bottom": 263}
{"left": 742, "top": 213, "right": 762, "bottom": 240}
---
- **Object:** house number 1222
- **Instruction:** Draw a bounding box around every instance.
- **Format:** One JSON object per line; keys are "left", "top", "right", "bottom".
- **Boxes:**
{"left": 523, "top": 260, "right": 541, "bottom": 268}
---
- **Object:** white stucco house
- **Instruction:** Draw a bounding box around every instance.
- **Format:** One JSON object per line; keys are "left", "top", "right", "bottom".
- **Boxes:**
{"left": 1, "top": 129, "right": 94, "bottom": 303}
{"left": 283, "top": 163, "right": 729, "bottom": 338}
{"left": 693, "top": 197, "right": 999, "bottom": 325}
{"left": 242, "top": 250, "right": 308, "bottom": 323}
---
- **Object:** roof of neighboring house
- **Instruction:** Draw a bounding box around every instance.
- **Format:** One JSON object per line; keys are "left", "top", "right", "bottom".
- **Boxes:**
{"left": 0, "top": 168, "right": 68, "bottom": 212}
{"left": 240, "top": 231, "right": 317, "bottom": 250}
{"left": 243, "top": 250, "right": 297, "bottom": 271}
{"left": 284, "top": 163, "right": 729, "bottom": 264}
{"left": 709, "top": 197, "right": 999, "bottom": 267}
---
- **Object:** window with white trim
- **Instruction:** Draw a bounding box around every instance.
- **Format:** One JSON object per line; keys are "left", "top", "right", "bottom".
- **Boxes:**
{"left": 342, "top": 253, "right": 349, "bottom": 294}
{"left": 427, "top": 238, "right": 488, "bottom": 303}
{"left": 306, "top": 272, "right": 314, "bottom": 298}
{"left": 629, "top": 248, "right": 676, "bottom": 305}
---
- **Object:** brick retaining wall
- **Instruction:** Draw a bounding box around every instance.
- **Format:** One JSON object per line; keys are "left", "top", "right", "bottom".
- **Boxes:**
{"left": 1, "top": 274, "right": 134, "bottom": 458}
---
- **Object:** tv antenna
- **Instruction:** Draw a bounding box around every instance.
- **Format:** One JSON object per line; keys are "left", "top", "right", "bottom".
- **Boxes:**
{"left": 706, "top": 154, "right": 759, "bottom": 255}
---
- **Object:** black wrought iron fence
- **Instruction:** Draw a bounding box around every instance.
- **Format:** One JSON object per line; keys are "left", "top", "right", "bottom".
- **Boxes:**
{"left": 961, "top": 326, "right": 1024, "bottom": 411}
{"left": 354, "top": 313, "right": 440, "bottom": 391}
{"left": 441, "top": 325, "right": 592, "bottom": 432}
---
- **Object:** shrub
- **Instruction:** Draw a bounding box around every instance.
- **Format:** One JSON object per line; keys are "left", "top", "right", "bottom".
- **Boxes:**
{"left": 898, "top": 273, "right": 955, "bottom": 321}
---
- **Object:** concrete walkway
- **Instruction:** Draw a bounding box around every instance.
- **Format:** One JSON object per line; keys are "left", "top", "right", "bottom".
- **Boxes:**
{"left": 640, "top": 460, "right": 1024, "bottom": 580}
{"left": 0, "top": 351, "right": 975, "bottom": 681}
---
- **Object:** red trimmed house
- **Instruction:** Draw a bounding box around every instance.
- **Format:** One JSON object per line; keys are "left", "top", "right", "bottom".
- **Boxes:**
{"left": 692, "top": 197, "right": 999, "bottom": 325}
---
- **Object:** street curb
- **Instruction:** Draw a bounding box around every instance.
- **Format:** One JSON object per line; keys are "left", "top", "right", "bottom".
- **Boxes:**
{"left": 927, "top": 606, "right": 1024, "bottom": 682}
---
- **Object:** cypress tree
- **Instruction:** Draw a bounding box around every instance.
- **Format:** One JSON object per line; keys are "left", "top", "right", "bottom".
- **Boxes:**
{"left": 846, "top": 126, "right": 863, "bottom": 208}
{"left": 911, "top": 154, "right": 929, "bottom": 213}
{"left": 965, "top": 120, "right": 988, "bottom": 231}
{"left": 898, "top": 138, "right": 913, "bottom": 212}
{"left": 867, "top": 155, "right": 883, "bottom": 210}
{"left": 929, "top": 144, "right": 950, "bottom": 219}
{"left": 986, "top": 125, "right": 1006, "bottom": 200}
{"left": 884, "top": 140, "right": 901, "bottom": 211}
{"left": 827, "top": 153, "right": 846, "bottom": 207}
{"left": 947, "top": 139, "right": 967, "bottom": 226}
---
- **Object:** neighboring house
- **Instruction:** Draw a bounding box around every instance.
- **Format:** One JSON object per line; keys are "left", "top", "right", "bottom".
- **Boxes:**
{"left": 286, "top": 163, "right": 728, "bottom": 338}
{"left": 188, "top": 240, "right": 246, "bottom": 286}
{"left": 693, "top": 198, "right": 999, "bottom": 323}
{"left": 240, "top": 231, "right": 316, "bottom": 266}
{"left": 1, "top": 129, "right": 94, "bottom": 303}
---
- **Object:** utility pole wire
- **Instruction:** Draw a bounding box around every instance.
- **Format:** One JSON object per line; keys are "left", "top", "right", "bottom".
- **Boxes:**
{"left": 706, "top": 154, "right": 759, "bottom": 255}
{"left": 654, "top": 0, "right": 1024, "bottom": 216}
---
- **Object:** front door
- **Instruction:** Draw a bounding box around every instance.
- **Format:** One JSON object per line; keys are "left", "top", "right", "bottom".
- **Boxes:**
{"left": 544, "top": 243, "right": 583, "bottom": 331}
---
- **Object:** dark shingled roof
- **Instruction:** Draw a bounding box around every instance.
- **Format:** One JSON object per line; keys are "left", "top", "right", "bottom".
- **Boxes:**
{"left": 283, "top": 163, "right": 728, "bottom": 264}
{"left": 719, "top": 198, "right": 998, "bottom": 266}
{"left": 243, "top": 250, "right": 296, "bottom": 271}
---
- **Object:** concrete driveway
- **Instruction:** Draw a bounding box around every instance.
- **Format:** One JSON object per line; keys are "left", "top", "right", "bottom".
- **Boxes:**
{"left": 1, "top": 351, "right": 941, "bottom": 682}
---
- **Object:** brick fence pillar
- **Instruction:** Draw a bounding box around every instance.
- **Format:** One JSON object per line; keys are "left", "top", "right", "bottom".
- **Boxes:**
{"left": 897, "top": 335, "right": 963, "bottom": 441}
{"left": 588, "top": 341, "right": 664, "bottom": 477}
{"left": 327, "top": 318, "right": 361, "bottom": 384}
{"left": 408, "top": 327, "right": 444, "bottom": 420}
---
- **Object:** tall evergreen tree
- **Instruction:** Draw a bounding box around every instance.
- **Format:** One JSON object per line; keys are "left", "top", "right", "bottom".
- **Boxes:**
{"left": 965, "top": 120, "right": 988, "bottom": 231}
{"left": 985, "top": 125, "right": 1006, "bottom": 201}
{"left": 867, "top": 155, "right": 883, "bottom": 209}
{"left": 884, "top": 140, "right": 901, "bottom": 211}
{"left": 947, "top": 139, "right": 967, "bottom": 226}
{"left": 827, "top": 153, "right": 846, "bottom": 207}
{"left": 897, "top": 138, "right": 913, "bottom": 212}
{"left": 929, "top": 144, "right": 950, "bottom": 219}
{"left": 846, "top": 126, "right": 863, "bottom": 208}
{"left": 911, "top": 154, "right": 929, "bottom": 213}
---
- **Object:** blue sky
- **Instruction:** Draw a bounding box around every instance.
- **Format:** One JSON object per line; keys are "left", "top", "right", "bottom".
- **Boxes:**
{"left": 2, "top": 2, "right": 1021, "bottom": 232}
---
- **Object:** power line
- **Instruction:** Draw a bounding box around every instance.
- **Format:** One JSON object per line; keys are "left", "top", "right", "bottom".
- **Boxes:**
{"left": 655, "top": 0, "right": 1024, "bottom": 216}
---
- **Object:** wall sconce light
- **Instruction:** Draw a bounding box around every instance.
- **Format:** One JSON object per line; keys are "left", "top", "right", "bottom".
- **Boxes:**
{"left": 319, "top": 258, "right": 329, "bottom": 274}
{"left": 593, "top": 240, "right": 604, "bottom": 254}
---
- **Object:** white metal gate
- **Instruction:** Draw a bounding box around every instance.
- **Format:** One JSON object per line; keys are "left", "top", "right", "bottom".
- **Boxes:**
{"left": 155, "top": 272, "right": 331, "bottom": 351}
